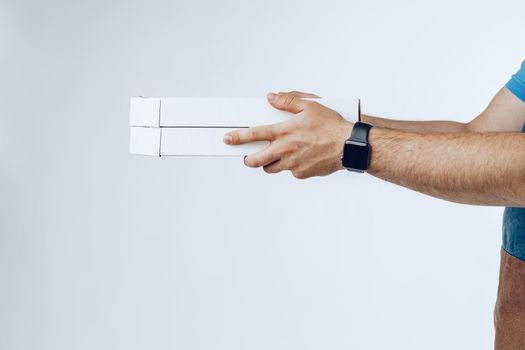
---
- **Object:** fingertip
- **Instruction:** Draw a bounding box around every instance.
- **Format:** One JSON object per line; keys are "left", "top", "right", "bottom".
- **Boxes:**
{"left": 223, "top": 134, "right": 233, "bottom": 144}
{"left": 267, "top": 92, "right": 276, "bottom": 102}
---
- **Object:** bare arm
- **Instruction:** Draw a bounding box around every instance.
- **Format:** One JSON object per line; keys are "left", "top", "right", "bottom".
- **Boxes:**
{"left": 362, "top": 114, "right": 468, "bottom": 133}
{"left": 363, "top": 88, "right": 525, "bottom": 134}
{"left": 366, "top": 88, "right": 525, "bottom": 206}
{"left": 224, "top": 89, "right": 525, "bottom": 206}
{"left": 368, "top": 128, "right": 525, "bottom": 206}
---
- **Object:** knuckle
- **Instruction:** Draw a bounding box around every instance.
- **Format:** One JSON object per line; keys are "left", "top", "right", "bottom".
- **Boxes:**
{"left": 247, "top": 129, "right": 258, "bottom": 141}
{"left": 280, "top": 138, "right": 297, "bottom": 151}
{"left": 267, "top": 125, "right": 276, "bottom": 139}
{"left": 287, "top": 159, "right": 298, "bottom": 169}
{"left": 290, "top": 141, "right": 301, "bottom": 152}
{"left": 281, "top": 145, "right": 294, "bottom": 157}
{"left": 274, "top": 123, "right": 290, "bottom": 136}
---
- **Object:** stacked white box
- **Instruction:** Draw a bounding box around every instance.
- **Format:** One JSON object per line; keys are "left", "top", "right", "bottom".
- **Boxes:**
{"left": 129, "top": 97, "right": 356, "bottom": 156}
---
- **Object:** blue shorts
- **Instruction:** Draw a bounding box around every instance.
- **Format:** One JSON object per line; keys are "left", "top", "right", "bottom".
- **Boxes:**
{"left": 503, "top": 123, "right": 525, "bottom": 261}
{"left": 502, "top": 61, "right": 525, "bottom": 261}
{"left": 502, "top": 122, "right": 525, "bottom": 261}
{"left": 503, "top": 206, "right": 525, "bottom": 261}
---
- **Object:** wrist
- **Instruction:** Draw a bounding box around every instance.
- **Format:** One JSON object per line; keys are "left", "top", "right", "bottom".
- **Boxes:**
{"left": 336, "top": 120, "right": 355, "bottom": 171}
{"left": 341, "top": 120, "right": 375, "bottom": 173}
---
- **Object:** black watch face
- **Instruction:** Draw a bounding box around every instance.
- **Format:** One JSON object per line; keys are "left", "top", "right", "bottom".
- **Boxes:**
{"left": 342, "top": 141, "right": 370, "bottom": 170}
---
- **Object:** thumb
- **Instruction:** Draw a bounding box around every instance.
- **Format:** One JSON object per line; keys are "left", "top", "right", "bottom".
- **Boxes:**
{"left": 267, "top": 92, "right": 308, "bottom": 114}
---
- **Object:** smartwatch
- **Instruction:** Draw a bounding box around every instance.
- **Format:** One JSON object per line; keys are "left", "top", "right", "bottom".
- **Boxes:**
{"left": 341, "top": 100, "right": 373, "bottom": 173}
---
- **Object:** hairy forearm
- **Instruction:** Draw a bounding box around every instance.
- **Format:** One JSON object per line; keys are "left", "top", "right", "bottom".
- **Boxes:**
{"left": 363, "top": 114, "right": 468, "bottom": 133}
{"left": 367, "top": 128, "right": 525, "bottom": 207}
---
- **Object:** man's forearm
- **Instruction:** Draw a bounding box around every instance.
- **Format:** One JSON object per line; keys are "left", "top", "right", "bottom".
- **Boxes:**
{"left": 363, "top": 114, "right": 468, "bottom": 133}
{"left": 224, "top": 90, "right": 525, "bottom": 196}
{"left": 367, "top": 128, "right": 525, "bottom": 207}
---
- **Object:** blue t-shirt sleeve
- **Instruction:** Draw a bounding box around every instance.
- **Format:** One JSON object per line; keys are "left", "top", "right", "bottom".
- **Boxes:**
{"left": 506, "top": 61, "right": 525, "bottom": 102}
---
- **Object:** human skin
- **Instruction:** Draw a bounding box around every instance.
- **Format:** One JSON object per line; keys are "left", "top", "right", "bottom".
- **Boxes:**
{"left": 223, "top": 89, "right": 525, "bottom": 207}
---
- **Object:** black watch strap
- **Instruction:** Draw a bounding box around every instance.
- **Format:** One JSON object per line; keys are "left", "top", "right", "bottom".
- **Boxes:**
{"left": 350, "top": 121, "right": 373, "bottom": 144}
{"left": 341, "top": 99, "right": 374, "bottom": 173}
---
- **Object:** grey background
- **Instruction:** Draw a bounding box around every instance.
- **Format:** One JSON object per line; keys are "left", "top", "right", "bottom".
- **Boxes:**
{"left": 1, "top": 0, "right": 524, "bottom": 349}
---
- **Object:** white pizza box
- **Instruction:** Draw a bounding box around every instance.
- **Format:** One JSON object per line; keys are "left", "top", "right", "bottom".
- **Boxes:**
{"left": 129, "top": 97, "right": 357, "bottom": 127}
{"left": 130, "top": 126, "right": 269, "bottom": 156}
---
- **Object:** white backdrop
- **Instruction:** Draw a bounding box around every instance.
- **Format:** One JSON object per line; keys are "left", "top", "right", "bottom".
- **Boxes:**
{"left": 1, "top": 0, "right": 524, "bottom": 349}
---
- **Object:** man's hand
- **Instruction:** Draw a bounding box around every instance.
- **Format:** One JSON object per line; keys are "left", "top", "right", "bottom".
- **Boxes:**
{"left": 223, "top": 91, "right": 354, "bottom": 179}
